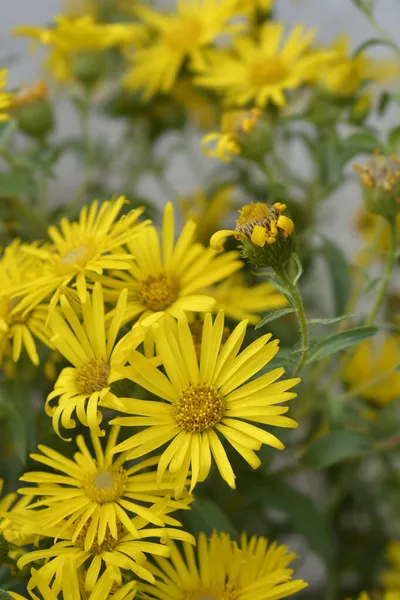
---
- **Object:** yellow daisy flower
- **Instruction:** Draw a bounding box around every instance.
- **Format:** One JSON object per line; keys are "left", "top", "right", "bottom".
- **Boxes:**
{"left": 0, "top": 68, "right": 13, "bottom": 121}
{"left": 111, "top": 311, "right": 299, "bottom": 496}
{"left": 210, "top": 201, "right": 294, "bottom": 251}
{"left": 101, "top": 202, "right": 242, "bottom": 325}
{"left": 45, "top": 282, "right": 146, "bottom": 438}
{"left": 178, "top": 185, "right": 235, "bottom": 245}
{"left": 0, "top": 241, "right": 52, "bottom": 366}
{"left": 382, "top": 541, "right": 400, "bottom": 590}
{"left": 202, "top": 108, "right": 261, "bottom": 162}
{"left": 18, "top": 425, "right": 191, "bottom": 553}
{"left": 355, "top": 211, "right": 400, "bottom": 262}
{"left": 234, "top": 0, "right": 274, "bottom": 18}
{"left": 0, "top": 479, "right": 36, "bottom": 563}
{"left": 122, "top": 0, "right": 241, "bottom": 98}
{"left": 210, "top": 273, "right": 288, "bottom": 324}
{"left": 355, "top": 594, "right": 400, "bottom": 600}
{"left": 14, "top": 16, "right": 145, "bottom": 83}
{"left": 344, "top": 336, "right": 400, "bottom": 406}
{"left": 196, "top": 22, "right": 327, "bottom": 107}
{"left": 13, "top": 197, "right": 149, "bottom": 315}
{"left": 139, "top": 531, "right": 307, "bottom": 600}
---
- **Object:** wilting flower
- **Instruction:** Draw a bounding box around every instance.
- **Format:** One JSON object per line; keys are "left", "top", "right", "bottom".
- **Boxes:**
{"left": 202, "top": 108, "right": 261, "bottom": 162}
{"left": 354, "top": 152, "right": 400, "bottom": 219}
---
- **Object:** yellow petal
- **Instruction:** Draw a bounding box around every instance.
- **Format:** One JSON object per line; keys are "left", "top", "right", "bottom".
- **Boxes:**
{"left": 209, "top": 229, "right": 236, "bottom": 251}
{"left": 250, "top": 225, "right": 268, "bottom": 247}
{"left": 277, "top": 215, "right": 294, "bottom": 236}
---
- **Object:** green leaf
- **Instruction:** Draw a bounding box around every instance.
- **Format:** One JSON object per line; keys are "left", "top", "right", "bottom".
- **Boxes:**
{"left": 261, "top": 275, "right": 296, "bottom": 307}
{"left": 317, "top": 135, "right": 341, "bottom": 187}
{"left": 364, "top": 276, "right": 381, "bottom": 294}
{"left": 255, "top": 308, "right": 296, "bottom": 329}
{"left": 388, "top": 125, "right": 400, "bottom": 153}
{"left": 341, "top": 131, "right": 383, "bottom": 165}
{"left": 292, "top": 252, "right": 303, "bottom": 285}
{"left": 0, "top": 172, "right": 35, "bottom": 196}
{"left": 353, "top": 38, "right": 392, "bottom": 56}
{"left": 301, "top": 431, "right": 373, "bottom": 468}
{"left": 0, "top": 122, "right": 16, "bottom": 149}
{"left": 319, "top": 237, "right": 351, "bottom": 316}
{"left": 306, "top": 326, "right": 378, "bottom": 363}
{"left": 307, "top": 314, "right": 354, "bottom": 325}
{"left": 0, "top": 591, "right": 12, "bottom": 599}
{"left": 240, "top": 473, "right": 334, "bottom": 565}
{"left": 184, "top": 496, "right": 239, "bottom": 540}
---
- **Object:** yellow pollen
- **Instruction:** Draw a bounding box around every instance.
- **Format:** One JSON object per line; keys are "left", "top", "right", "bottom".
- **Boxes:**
{"left": 173, "top": 384, "right": 225, "bottom": 432}
{"left": 354, "top": 154, "right": 400, "bottom": 193}
{"left": 84, "top": 468, "right": 126, "bottom": 504}
{"left": 235, "top": 202, "right": 280, "bottom": 240}
{"left": 139, "top": 273, "right": 180, "bottom": 311}
{"left": 59, "top": 245, "right": 88, "bottom": 265}
{"left": 250, "top": 57, "right": 288, "bottom": 86}
{"left": 165, "top": 17, "right": 203, "bottom": 53}
{"left": 76, "top": 358, "right": 110, "bottom": 395}
{"left": 189, "top": 587, "right": 236, "bottom": 600}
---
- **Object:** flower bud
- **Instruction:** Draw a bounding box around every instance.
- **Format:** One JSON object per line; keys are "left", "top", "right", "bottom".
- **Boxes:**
{"left": 354, "top": 152, "right": 400, "bottom": 219}
{"left": 11, "top": 81, "right": 54, "bottom": 140}
{"left": 70, "top": 51, "right": 106, "bottom": 87}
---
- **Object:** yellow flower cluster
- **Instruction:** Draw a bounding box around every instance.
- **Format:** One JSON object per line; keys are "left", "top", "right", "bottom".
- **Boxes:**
{"left": 0, "top": 197, "right": 305, "bottom": 599}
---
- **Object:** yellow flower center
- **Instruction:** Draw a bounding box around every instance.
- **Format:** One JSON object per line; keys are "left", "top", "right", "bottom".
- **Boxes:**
{"left": 139, "top": 273, "right": 179, "bottom": 311}
{"left": 55, "top": 243, "right": 96, "bottom": 275}
{"left": 235, "top": 202, "right": 279, "bottom": 239}
{"left": 76, "top": 358, "right": 110, "bottom": 395}
{"left": 354, "top": 154, "right": 400, "bottom": 193}
{"left": 84, "top": 468, "right": 126, "bottom": 504}
{"left": 165, "top": 17, "right": 203, "bottom": 53}
{"left": 250, "top": 57, "right": 288, "bottom": 86}
{"left": 189, "top": 587, "right": 236, "bottom": 600}
{"left": 173, "top": 384, "right": 225, "bottom": 432}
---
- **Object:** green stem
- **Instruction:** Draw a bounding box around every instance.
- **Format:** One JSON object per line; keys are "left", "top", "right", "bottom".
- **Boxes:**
{"left": 278, "top": 269, "right": 309, "bottom": 377}
{"left": 68, "top": 90, "right": 93, "bottom": 215}
{"left": 365, "top": 219, "right": 397, "bottom": 326}
{"left": 361, "top": 8, "right": 400, "bottom": 56}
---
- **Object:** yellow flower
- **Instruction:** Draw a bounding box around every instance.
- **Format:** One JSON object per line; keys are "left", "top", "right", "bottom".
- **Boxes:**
{"left": 173, "top": 78, "right": 218, "bottom": 130}
{"left": 355, "top": 594, "right": 400, "bottom": 600}
{"left": 122, "top": 0, "right": 241, "bottom": 98}
{"left": 355, "top": 210, "right": 400, "bottom": 260}
{"left": 14, "top": 16, "right": 145, "bottom": 83}
{"left": 344, "top": 336, "right": 400, "bottom": 406}
{"left": 45, "top": 283, "right": 145, "bottom": 438}
{"left": 13, "top": 197, "right": 149, "bottom": 315}
{"left": 202, "top": 108, "right": 261, "bottom": 162}
{"left": 321, "top": 34, "right": 398, "bottom": 96}
{"left": 210, "top": 201, "right": 294, "bottom": 250}
{"left": 178, "top": 185, "right": 235, "bottom": 245}
{"left": 0, "top": 479, "right": 36, "bottom": 558}
{"left": 354, "top": 152, "right": 400, "bottom": 219}
{"left": 382, "top": 541, "right": 400, "bottom": 590}
{"left": 10, "top": 80, "right": 48, "bottom": 109}
{"left": 139, "top": 531, "right": 307, "bottom": 600}
{"left": 101, "top": 202, "right": 242, "bottom": 325}
{"left": 196, "top": 22, "right": 327, "bottom": 107}
{"left": 210, "top": 273, "right": 288, "bottom": 324}
{"left": 111, "top": 312, "right": 299, "bottom": 496}
{"left": 234, "top": 0, "right": 274, "bottom": 18}
{"left": 18, "top": 425, "right": 191, "bottom": 553}
{"left": 0, "top": 68, "right": 13, "bottom": 121}
{"left": 0, "top": 241, "right": 52, "bottom": 366}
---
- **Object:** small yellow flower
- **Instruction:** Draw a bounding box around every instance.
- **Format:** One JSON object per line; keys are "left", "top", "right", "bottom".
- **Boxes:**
{"left": 139, "top": 531, "right": 307, "bottom": 600}
{"left": 355, "top": 210, "right": 400, "bottom": 261}
{"left": 10, "top": 80, "right": 47, "bottom": 109}
{"left": 354, "top": 152, "right": 400, "bottom": 219}
{"left": 0, "top": 69, "right": 13, "bottom": 122}
{"left": 0, "top": 479, "right": 36, "bottom": 557}
{"left": 202, "top": 108, "right": 261, "bottom": 162}
{"left": 211, "top": 201, "right": 294, "bottom": 250}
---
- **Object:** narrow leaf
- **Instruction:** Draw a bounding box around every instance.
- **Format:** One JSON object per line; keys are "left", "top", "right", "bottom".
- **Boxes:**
{"left": 292, "top": 253, "right": 303, "bottom": 286}
{"left": 301, "top": 431, "right": 373, "bottom": 468}
{"left": 0, "top": 172, "right": 35, "bottom": 196}
{"left": 307, "top": 314, "right": 354, "bottom": 325}
{"left": 306, "top": 326, "right": 378, "bottom": 363}
{"left": 184, "top": 496, "right": 238, "bottom": 540}
{"left": 319, "top": 237, "right": 351, "bottom": 316}
{"left": 262, "top": 275, "right": 296, "bottom": 307}
{"left": 255, "top": 308, "right": 296, "bottom": 329}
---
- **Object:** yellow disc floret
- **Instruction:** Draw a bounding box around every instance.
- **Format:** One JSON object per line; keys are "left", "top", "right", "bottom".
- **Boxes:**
{"left": 173, "top": 384, "right": 225, "bottom": 432}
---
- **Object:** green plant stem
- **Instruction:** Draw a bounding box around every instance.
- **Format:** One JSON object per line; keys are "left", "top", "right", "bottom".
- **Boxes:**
{"left": 365, "top": 219, "right": 397, "bottom": 326}
{"left": 278, "top": 269, "right": 309, "bottom": 377}
{"left": 69, "top": 90, "right": 93, "bottom": 215}
{"left": 361, "top": 8, "right": 400, "bottom": 56}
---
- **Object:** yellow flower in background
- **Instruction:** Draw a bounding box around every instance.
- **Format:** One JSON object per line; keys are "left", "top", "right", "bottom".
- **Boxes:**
{"left": 0, "top": 479, "right": 36, "bottom": 558}
{"left": 45, "top": 283, "right": 145, "bottom": 438}
{"left": 344, "top": 336, "right": 400, "bottom": 406}
{"left": 196, "top": 22, "right": 327, "bottom": 107}
{"left": 355, "top": 210, "right": 400, "bottom": 261}
{"left": 382, "top": 541, "right": 400, "bottom": 590}
{"left": 10, "top": 80, "right": 48, "bottom": 109}
{"left": 178, "top": 185, "right": 235, "bottom": 245}
{"left": 111, "top": 312, "right": 299, "bottom": 496}
{"left": 355, "top": 594, "right": 400, "bottom": 600}
{"left": 202, "top": 108, "right": 261, "bottom": 162}
{"left": 0, "top": 69, "right": 13, "bottom": 121}
{"left": 18, "top": 426, "right": 191, "bottom": 552}
{"left": 173, "top": 78, "right": 218, "bottom": 130}
{"left": 0, "top": 241, "right": 52, "bottom": 366}
{"left": 211, "top": 201, "right": 294, "bottom": 250}
{"left": 101, "top": 202, "right": 242, "bottom": 325}
{"left": 13, "top": 197, "right": 149, "bottom": 315}
{"left": 235, "top": 0, "right": 274, "bottom": 18}
{"left": 139, "top": 531, "right": 307, "bottom": 600}
{"left": 210, "top": 273, "right": 288, "bottom": 324}
{"left": 14, "top": 16, "right": 145, "bottom": 83}
{"left": 122, "top": 0, "right": 242, "bottom": 98}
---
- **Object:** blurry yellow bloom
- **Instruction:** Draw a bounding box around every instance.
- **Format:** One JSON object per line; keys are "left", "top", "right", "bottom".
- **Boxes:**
{"left": 354, "top": 152, "right": 400, "bottom": 219}
{"left": 10, "top": 80, "right": 47, "bottom": 109}
{"left": 234, "top": 0, "right": 274, "bottom": 17}
{"left": 356, "top": 210, "right": 400, "bottom": 261}
{"left": 356, "top": 594, "right": 400, "bottom": 600}
{"left": 0, "top": 69, "right": 13, "bottom": 121}
{"left": 0, "top": 479, "right": 35, "bottom": 553}
{"left": 382, "top": 542, "right": 400, "bottom": 590}
{"left": 140, "top": 531, "right": 307, "bottom": 600}
{"left": 111, "top": 312, "right": 299, "bottom": 496}
{"left": 14, "top": 16, "right": 145, "bottom": 82}
{"left": 211, "top": 201, "right": 294, "bottom": 250}
{"left": 123, "top": 0, "right": 241, "bottom": 98}
{"left": 179, "top": 185, "right": 235, "bottom": 245}
{"left": 101, "top": 202, "right": 242, "bottom": 325}
{"left": 202, "top": 108, "right": 261, "bottom": 161}
{"left": 196, "top": 22, "right": 328, "bottom": 107}
{"left": 173, "top": 78, "right": 218, "bottom": 130}
{"left": 13, "top": 197, "right": 149, "bottom": 314}
{"left": 344, "top": 336, "right": 400, "bottom": 406}
{"left": 321, "top": 34, "right": 398, "bottom": 96}
{"left": 210, "top": 273, "right": 288, "bottom": 324}
{"left": 0, "top": 241, "right": 51, "bottom": 366}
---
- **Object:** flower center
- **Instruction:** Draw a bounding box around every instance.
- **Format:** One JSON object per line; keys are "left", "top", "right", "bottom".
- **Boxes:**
{"left": 76, "top": 358, "right": 110, "bottom": 395}
{"left": 173, "top": 384, "right": 225, "bottom": 432}
{"left": 165, "top": 17, "right": 203, "bottom": 53}
{"left": 84, "top": 468, "right": 126, "bottom": 504}
{"left": 250, "top": 57, "right": 288, "bottom": 86}
{"left": 235, "top": 202, "right": 279, "bottom": 239}
{"left": 76, "top": 520, "right": 125, "bottom": 554}
{"left": 355, "top": 154, "right": 400, "bottom": 192}
{"left": 55, "top": 243, "right": 95, "bottom": 275}
{"left": 59, "top": 245, "right": 88, "bottom": 265}
{"left": 139, "top": 273, "right": 179, "bottom": 311}
{"left": 189, "top": 588, "right": 236, "bottom": 600}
